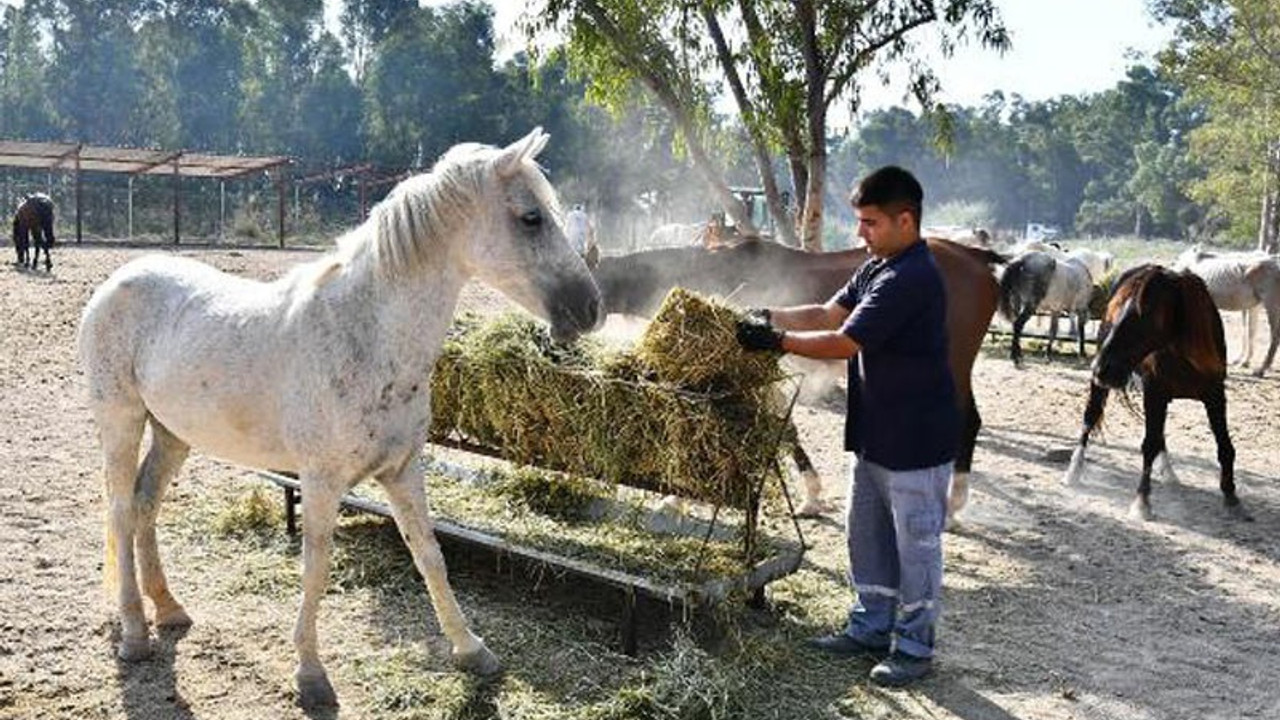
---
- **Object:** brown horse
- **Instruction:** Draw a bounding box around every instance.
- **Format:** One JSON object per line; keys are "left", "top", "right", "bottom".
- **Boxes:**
{"left": 12, "top": 192, "right": 55, "bottom": 271}
{"left": 592, "top": 237, "right": 1004, "bottom": 523}
{"left": 1063, "top": 264, "right": 1243, "bottom": 520}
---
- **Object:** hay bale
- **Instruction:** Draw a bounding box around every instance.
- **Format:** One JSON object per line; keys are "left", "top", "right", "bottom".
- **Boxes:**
{"left": 635, "top": 287, "right": 786, "bottom": 392}
{"left": 428, "top": 291, "right": 792, "bottom": 509}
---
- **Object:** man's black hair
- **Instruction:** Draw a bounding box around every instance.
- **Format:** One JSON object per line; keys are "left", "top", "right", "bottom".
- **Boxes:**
{"left": 850, "top": 166, "right": 923, "bottom": 225}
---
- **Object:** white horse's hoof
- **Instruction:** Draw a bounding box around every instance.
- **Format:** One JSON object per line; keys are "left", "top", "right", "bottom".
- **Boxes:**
{"left": 453, "top": 645, "right": 502, "bottom": 677}
{"left": 155, "top": 605, "right": 192, "bottom": 628}
{"left": 297, "top": 672, "right": 339, "bottom": 708}
{"left": 117, "top": 635, "right": 153, "bottom": 662}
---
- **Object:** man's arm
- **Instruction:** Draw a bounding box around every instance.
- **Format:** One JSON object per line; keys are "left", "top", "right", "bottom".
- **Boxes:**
{"left": 751, "top": 298, "right": 860, "bottom": 360}
{"left": 766, "top": 298, "right": 849, "bottom": 332}
{"left": 779, "top": 328, "right": 861, "bottom": 360}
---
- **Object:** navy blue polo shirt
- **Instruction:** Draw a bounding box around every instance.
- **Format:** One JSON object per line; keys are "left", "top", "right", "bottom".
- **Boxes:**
{"left": 834, "top": 239, "right": 957, "bottom": 470}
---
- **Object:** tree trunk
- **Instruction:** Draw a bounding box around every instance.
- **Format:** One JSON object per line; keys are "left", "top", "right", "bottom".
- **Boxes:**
{"left": 798, "top": 0, "right": 825, "bottom": 252}
{"left": 701, "top": 6, "right": 795, "bottom": 245}
{"left": 1259, "top": 140, "right": 1280, "bottom": 254}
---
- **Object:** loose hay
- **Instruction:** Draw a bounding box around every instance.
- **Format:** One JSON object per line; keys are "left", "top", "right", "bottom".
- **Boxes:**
{"left": 429, "top": 289, "right": 794, "bottom": 511}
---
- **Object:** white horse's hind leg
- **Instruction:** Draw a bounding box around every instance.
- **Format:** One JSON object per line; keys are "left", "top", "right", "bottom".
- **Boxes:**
{"left": 377, "top": 459, "right": 500, "bottom": 677}
{"left": 1255, "top": 303, "right": 1280, "bottom": 377}
{"left": 293, "top": 478, "right": 343, "bottom": 708}
{"left": 135, "top": 419, "right": 191, "bottom": 628}
{"left": 97, "top": 403, "right": 151, "bottom": 661}
{"left": 1239, "top": 308, "right": 1256, "bottom": 367}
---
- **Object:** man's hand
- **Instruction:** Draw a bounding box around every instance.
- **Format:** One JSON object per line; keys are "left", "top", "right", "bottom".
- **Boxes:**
{"left": 744, "top": 307, "right": 771, "bottom": 324}
{"left": 736, "top": 316, "right": 785, "bottom": 352}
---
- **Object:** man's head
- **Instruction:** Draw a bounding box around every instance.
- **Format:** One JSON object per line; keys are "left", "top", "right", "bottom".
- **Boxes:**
{"left": 850, "top": 166, "right": 923, "bottom": 258}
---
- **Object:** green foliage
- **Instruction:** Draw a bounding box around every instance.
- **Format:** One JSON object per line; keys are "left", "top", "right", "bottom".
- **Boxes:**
{"left": 1155, "top": 0, "right": 1280, "bottom": 246}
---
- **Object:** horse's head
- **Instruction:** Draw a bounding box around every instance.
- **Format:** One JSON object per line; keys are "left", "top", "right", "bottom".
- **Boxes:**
{"left": 1093, "top": 265, "right": 1224, "bottom": 388}
{"left": 451, "top": 128, "right": 600, "bottom": 342}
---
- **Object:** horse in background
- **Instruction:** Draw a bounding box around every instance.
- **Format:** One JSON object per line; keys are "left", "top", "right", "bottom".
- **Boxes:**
{"left": 78, "top": 128, "right": 600, "bottom": 708}
{"left": 12, "top": 192, "right": 55, "bottom": 271}
{"left": 998, "top": 248, "right": 1097, "bottom": 364}
{"left": 592, "top": 237, "right": 1005, "bottom": 524}
{"left": 1063, "top": 264, "right": 1243, "bottom": 521}
{"left": 1173, "top": 245, "right": 1280, "bottom": 377}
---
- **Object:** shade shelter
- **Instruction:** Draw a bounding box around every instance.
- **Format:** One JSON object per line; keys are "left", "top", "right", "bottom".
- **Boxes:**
{"left": 0, "top": 141, "right": 292, "bottom": 246}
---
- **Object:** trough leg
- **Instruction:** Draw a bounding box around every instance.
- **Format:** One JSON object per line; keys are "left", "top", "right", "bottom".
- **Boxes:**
{"left": 621, "top": 588, "right": 638, "bottom": 656}
{"left": 284, "top": 486, "right": 298, "bottom": 536}
{"left": 377, "top": 457, "right": 500, "bottom": 677}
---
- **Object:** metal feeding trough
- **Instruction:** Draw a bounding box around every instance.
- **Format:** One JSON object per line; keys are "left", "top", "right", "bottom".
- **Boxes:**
{"left": 255, "top": 393, "right": 808, "bottom": 655}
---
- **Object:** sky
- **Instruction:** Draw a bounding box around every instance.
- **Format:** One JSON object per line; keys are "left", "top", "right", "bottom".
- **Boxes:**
{"left": 391, "top": 0, "right": 1174, "bottom": 124}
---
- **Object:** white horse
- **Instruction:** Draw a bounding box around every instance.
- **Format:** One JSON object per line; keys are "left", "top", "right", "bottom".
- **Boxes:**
{"left": 998, "top": 247, "right": 1097, "bottom": 363}
{"left": 78, "top": 128, "right": 601, "bottom": 708}
{"left": 647, "top": 221, "right": 712, "bottom": 248}
{"left": 1174, "top": 245, "right": 1280, "bottom": 376}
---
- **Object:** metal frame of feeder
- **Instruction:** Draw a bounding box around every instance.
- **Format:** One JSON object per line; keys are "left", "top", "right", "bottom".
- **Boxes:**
{"left": 251, "top": 385, "right": 808, "bottom": 655}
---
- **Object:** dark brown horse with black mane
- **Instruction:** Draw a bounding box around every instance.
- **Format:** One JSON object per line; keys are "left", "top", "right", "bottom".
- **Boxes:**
{"left": 12, "top": 192, "right": 55, "bottom": 271}
{"left": 1063, "top": 264, "right": 1244, "bottom": 520}
{"left": 592, "top": 237, "right": 1005, "bottom": 524}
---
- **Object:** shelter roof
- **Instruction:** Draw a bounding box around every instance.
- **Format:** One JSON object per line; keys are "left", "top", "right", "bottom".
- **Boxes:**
{"left": 0, "top": 141, "right": 291, "bottom": 179}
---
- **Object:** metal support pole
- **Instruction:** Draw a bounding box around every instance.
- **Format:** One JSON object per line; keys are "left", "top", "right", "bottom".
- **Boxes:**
{"left": 277, "top": 173, "right": 286, "bottom": 248}
{"left": 74, "top": 152, "right": 82, "bottom": 244}
{"left": 219, "top": 180, "right": 226, "bottom": 242}
{"left": 172, "top": 159, "right": 180, "bottom": 245}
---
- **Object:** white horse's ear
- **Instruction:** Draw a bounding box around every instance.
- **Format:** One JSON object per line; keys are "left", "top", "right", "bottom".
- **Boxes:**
{"left": 498, "top": 127, "right": 548, "bottom": 178}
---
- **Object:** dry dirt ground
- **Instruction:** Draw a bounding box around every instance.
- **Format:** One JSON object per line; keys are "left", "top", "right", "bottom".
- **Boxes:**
{"left": 2, "top": 244, "right": 1279, "bottom": 720}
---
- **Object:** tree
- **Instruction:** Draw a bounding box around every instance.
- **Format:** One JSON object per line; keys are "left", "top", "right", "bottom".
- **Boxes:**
{"left": 533, "top": 0, "right": 1008, "bottom": 250}
{"left": 1155, "top": 0, "right": 1280, "bottom": 250}
{"left": 0, "top": 3, "right": 57, "bottom": 140}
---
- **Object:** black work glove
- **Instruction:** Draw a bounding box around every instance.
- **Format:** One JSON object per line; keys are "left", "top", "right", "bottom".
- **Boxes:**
{"left": 736, "top": 316, "right": 785, "bottom": 352}
{"left": 744, "top": 307, "right": 771, "bottom": 324}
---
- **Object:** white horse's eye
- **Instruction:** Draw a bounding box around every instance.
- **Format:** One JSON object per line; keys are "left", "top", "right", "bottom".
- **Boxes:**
{"left": 519, "top": 209, "right": 542, "bottom": 227}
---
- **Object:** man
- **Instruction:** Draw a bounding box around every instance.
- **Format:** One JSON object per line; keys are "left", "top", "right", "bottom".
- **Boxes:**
{"left": 565, "top": 203, "right": 597, "bottom": 267}
{"left": 736, "top": 166, "right": 956, "bottom": 687}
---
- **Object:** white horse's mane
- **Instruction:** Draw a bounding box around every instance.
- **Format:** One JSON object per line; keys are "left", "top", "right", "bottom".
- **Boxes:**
{"left": 308, "top": 141, "right": 562, "bottom": 285}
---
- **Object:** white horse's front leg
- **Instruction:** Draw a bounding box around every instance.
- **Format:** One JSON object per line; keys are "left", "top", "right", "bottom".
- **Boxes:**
{"left": 378, "top": 458, "right": 500, "bottom": 677}
{"left": 294, "top": 478, "right": 343, "bottom": 708}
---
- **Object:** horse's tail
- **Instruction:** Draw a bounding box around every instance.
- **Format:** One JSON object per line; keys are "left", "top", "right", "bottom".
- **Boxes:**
{"left": 998, "top": 255, "right": 1030, "bottom": 322}
{"left": 998, "top": 253, "right": 1053, "bottom": 322}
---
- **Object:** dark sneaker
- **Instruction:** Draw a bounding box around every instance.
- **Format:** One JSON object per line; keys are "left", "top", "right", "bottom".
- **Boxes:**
{"left": 869, "top": 652, "right": 933, "bottom": 686}
{"left": 807, "top": 632, "right": 889, "bottom": 657}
